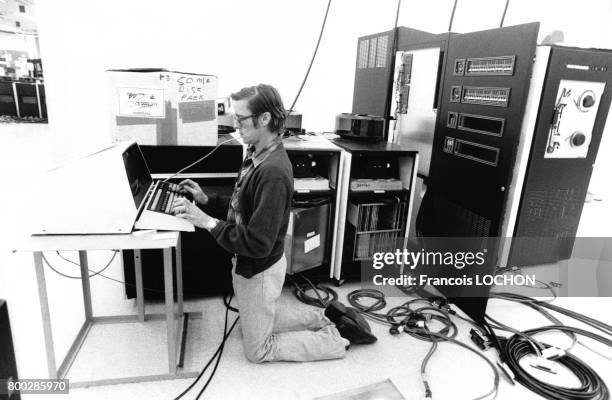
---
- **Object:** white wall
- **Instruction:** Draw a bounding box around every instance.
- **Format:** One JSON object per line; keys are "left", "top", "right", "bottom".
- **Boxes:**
{"left": 30, "top": 0, "right": 612, "bottom": 157}
{"left": 2, "top": 0, "right": 612, "bottom": 380}
{"left": 0, "top": 32, "right": 37, "bottom": 55}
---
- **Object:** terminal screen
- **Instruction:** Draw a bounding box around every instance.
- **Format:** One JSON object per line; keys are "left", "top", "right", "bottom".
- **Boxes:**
{"left": 122, "top": 144, "right": 153, "bottom": 208}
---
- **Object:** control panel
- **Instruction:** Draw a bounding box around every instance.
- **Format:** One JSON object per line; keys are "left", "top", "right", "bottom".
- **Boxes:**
{"left": 544, "top": 80, "right": 605, "bottom": 159}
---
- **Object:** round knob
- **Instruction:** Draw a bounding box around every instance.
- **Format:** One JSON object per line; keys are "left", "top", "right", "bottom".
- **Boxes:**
{"left": 571, "top": 132, "right": 586, "bottom": 147}
{"left": 582, "top": 95, "right": 595, "bottom": 108}
{"left": 578, "top": 90, "right": 596, "bottom": 111}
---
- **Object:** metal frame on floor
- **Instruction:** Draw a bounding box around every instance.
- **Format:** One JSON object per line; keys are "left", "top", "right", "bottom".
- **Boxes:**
{"left": 26, "top": 232, "right": 202, "bottom": 387}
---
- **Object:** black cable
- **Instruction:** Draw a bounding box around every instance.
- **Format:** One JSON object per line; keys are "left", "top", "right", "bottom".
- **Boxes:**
{"left": 195, "top": 296, "right": 238, "bottom": 400}
{"left": 494, "top": 265, "right": 559, "bottom": 301}
{"left": 286, "top": 0, "right": 332, "bottom": 116}
{"left": 487, "top": 291, "right": 612, "bottom": 375}
{"left": 223, "top": 292, "right": 239, "bottom": 313}
{"left": 500, "top": 326, "right": 610, "bottom": 400}
{"left": 393, "top": 0, "right": 402, "bottom": 28}
{"left": 499, "top": 0, "right": 510, "bottom": 28}
{"left": 490, "top": 292, "right": 612, "bottom": 337}
{"left": 174, "top": 296, "right": 239, "bottom": 400}
{"left": 426, "top": 330, "right": 500, "bottom": 399}
{"left": 448, "top": 0, "right": 459, "bottom": 32}
{"left": 486, "top": 313, "right": 544, "bottom": 356}
{"left": 345, "top": 291, "right": 499, "bottom": 399}
{"left": 403, "top": 305, "right": 498, "bottom": 400}
{"left": 347, "top": 289, "right": 415, "bottom": 327}
{"left": 288, "top": 273, "right": 338, "bottom": 308}
{"left": 44, "top": 252, "right": 200, "bottom": 295}
{"left": 42, "top": 251, "right": 117, "bottom": 279}
{"left": 47, "top": 250, "right": 243, "bottom": 298}
{"left": 420, "top": 328, "right": 437, "bottom": 399}
{"left": 163, "top": 136, "right": 239, "bottom": 182}
{"left": 403, "top": 306, "right": 458, "bottom": 342}
{"left": 347, "top": 289, "right": 386, "bottom": 312}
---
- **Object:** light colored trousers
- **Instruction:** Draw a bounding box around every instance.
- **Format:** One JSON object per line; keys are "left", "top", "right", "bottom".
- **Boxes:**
{"left": 231, "top": 255, "right": 348, "bottom": 363}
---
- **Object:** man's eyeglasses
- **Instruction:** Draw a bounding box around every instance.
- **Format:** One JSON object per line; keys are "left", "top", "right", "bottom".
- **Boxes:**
{"left": 233, "top": 113, "right": 260, "bottom": 126}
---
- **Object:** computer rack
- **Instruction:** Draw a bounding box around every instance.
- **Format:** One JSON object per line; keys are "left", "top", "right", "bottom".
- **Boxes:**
{"left": 331, "top": 138, "right": 418, "bottom": 283}
{"left": 283, "top": 136, "right": 344, "bottom": 278}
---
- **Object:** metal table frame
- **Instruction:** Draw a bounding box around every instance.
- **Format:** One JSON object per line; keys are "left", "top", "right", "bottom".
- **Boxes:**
{"left": 22, "top": 231, "right": 200, "bottom": 387}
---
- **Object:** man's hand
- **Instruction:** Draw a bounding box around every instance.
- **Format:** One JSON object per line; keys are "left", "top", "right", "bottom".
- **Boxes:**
{"left": 172, "top": 197, "right": 213, "bottom": 229}
{"left": 178, "top": 179, "right": 208, "bottom": 205}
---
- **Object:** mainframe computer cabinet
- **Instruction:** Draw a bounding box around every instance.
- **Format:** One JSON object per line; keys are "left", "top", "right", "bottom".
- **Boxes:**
{"left": 282, "top": 135, "right": 345, "bottom": 279}
{"left": 331, "top": 138, "right": 418, "bottom": 284}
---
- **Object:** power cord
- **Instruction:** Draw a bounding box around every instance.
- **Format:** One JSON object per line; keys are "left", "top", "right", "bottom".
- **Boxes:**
{"left": 43, "top": 250, "right": 230, "bottom": 297}
{"left": 402, "top": 305, "right": 498, "bottom": 399}
{"left": 287, "top": 273, "right": 337, "bottom": 308}
{"left": 490, "top": 292, "right": 612, "bottom": 337}
{"left": 494, "top": 265, "right": 560, "bottom": 301}
{"left": 499, "top": 326, "right": 610, "bottom": 400}
{"left": 41, "top": 251, "right": 118, "bottom": 279}
{"left": 285, "top": 0, "right": 332, "bottom": 117}
{"left": 162, "top": 136, "right": 239, "bottom": 183}
{"left": 173, "top": 296, "right": 239, "bottom": 400}
{"left": 488, "top": 292, "right": 612, "bottom": 361}
{"left": 344, "top": 290, "right": 499, "bottom": 399}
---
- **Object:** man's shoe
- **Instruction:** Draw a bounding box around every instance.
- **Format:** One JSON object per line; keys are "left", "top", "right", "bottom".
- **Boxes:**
{"left": 325, "top": 301, "right": 377, "bottom": 345}
{"left": 324, "top": 301, "right": 347, "bottom": 324}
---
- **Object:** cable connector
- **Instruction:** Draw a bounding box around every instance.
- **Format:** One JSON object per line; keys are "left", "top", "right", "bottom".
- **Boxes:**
{"left": 431, "top": 297, "right": 448, "bottom": 308}
{"left": 404, "top": 319, "right": 426, "bottom": 330}
{"left": 423, "top": 380, "right": 432, "bottom": 398}
{"left": 530, "top": 357, "right": 558, "bottom": 374}
{"left": 441, "top": 304, "right": 456, "bottom": 314}
{"left": 541, "top": 346, "right": 565, "bottom": 360}
{"left": 389, "top": 323, "right": 402, "bottom": 335}
{"left": 470, "top": 328, "right": 488, "bottom": 350}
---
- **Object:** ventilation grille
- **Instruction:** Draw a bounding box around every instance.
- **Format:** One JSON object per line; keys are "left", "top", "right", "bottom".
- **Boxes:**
{"left": 427, "top": 195, "right": 492, "bottom": 238}
{"left": 376, "top": 36, "right": 388, "bottom": 67}
{"left": 368, "top": 38, "right": 377, "bottom": 68}
{"left": 358, "top": 40, "right": 369, "bottom": 68}
{"left": 510, "top": 188, "right": 581, "bottom": 266}
{"left": 357, "top": 35, "right": 389, "bottom": 69}
{"left": 522, "top": 188, "right": 581, "bottom": 227}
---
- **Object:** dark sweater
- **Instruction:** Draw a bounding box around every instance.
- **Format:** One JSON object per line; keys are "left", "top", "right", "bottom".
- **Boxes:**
{"left": 203, "top": 143, "right": 293, "bottom": 278}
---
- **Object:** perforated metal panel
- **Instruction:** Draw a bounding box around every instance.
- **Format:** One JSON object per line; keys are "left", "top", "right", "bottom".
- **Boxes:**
{"left": 508, "top": 46, "right": 612, "bottom": 267}
{"left": 352, "top": 30, "right": 397, "bottom": 119}
{"left": 425, "top": 193, "right": 492, "bottom": 238}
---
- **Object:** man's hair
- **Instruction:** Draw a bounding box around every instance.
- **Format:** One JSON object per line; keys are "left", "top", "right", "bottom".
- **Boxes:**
{"left": 230, "top": 84, "right": 286, "bottom": 133}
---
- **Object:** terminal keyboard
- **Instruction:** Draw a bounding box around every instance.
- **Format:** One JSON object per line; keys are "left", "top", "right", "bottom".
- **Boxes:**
{"left": 145, "top": 181, "right": 185, "bottom": 215}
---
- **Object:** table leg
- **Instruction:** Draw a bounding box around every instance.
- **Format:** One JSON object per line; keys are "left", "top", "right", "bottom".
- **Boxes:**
{"left": 79, "top": 251, "right": 93, "bottom": 321}
{"left": 33, "top": 252, "right": 58, "bottom": 379}
{"left": 134, "top": 249, "right": 145, "bottom": 322}
{"left": 175, "top": 234, "right": 184, "bottom": 316}
{"left": 163, "top": 248, "right": 177, "bottom": 374}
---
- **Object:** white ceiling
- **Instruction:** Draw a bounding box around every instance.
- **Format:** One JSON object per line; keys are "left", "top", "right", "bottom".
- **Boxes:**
{"left": 0, "top": 0, "right": 37, "bottom": 34}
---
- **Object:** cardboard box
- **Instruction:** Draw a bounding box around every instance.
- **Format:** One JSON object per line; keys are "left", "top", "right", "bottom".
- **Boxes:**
{"left": 107, "top": 69, "right": 217, "bottom": 146}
